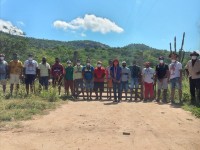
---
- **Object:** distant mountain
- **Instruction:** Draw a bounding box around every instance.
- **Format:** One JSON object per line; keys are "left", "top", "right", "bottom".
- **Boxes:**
{"left": 0, "top": 31, "right": 190, "bottom": 66}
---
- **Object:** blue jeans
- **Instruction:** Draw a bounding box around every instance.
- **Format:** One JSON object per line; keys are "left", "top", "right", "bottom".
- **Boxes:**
{"left": 121, "top": 81, "right": 128, "bottom": 92}
{"left": 170, "top": 77, "right": 181, "bottom": 89}
{"left": 130, "top": 78, "right": 139, "bottom": 89}
{"left": 113, "top": 82, "right": 121, "bottom": 101}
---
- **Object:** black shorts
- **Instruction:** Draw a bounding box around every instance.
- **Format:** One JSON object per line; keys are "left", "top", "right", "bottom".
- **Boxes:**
{"left": 25, "top": 74, "right": 36, "bottom": 85}
{"left": 94, "top": 82, "right": 104, "bottom": 92}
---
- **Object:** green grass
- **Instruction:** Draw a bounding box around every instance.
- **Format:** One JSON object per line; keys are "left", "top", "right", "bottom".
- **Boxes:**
{"left": 0, "top": 98, "right": 60, "bottom": 122}
{"left": 0, "top": 82, "right": 66, "bottom": 123}
{"left": 182, "top": 105, "right": 200, "bottom": 118}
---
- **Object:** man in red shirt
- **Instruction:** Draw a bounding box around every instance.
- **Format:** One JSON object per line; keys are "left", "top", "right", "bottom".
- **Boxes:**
{"left": 94, "top": 61, "right": 105, "bottom": 100}
{"left": 51, "top": 58, "right": 64, "bottom": 95}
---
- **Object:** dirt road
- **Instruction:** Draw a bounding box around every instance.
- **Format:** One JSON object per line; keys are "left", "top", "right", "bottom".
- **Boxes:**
{"left": 0, "top": 101, "right": 200, "bottom": 150}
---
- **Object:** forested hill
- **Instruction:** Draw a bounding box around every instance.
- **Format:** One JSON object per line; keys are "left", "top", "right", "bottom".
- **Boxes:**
{"left": 0, "top": 31, "right": 190, "bottom": 66}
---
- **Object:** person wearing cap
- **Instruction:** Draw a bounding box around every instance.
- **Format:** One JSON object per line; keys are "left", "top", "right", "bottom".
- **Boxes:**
{"left": 82, "top": 59, "right": 94, "bottom": 100}
{"left": 169, "top": 52, "right": 182, "bottom": 104}
{"left": 94, "top": 61, "right": 106, "bottom": 100}
{"left": 185, "top": 51, "right": 200, "bottom": 105}
{"left": 51, "top": 57, "right": 64, "bottom": 95}
{"left": 155, "top": 56, "right": 169, "bottom": 103}
{"left": 8, "top": 53, "right": 23, "bottom": 95}
{"left": 73, "top": 59, "right": 84, "bottom": 99}
{"left": 110, "top": 58, "right": 122, "bottom": 102}
{"left": 23, "top": 54, "right": 38, "bottom": 95}
{"left": 121, "top": 61, "right": 131, "bottom": 100}
{"left": 106, "top": 59, "right": 113, "bottom": 100}
{"left": 37, "top": 57, "right": 51, "bottom": 90}
{"left": 0, "top": 53, "right": 8, "bottom": 95}
{"left": 129, "top": 60, "right": 141, "bottom": 101}
{"left": 142, "top": 62, "right": 155, "bottom": 101}
{"left": 64, "top": 60, "right": 74, "bottom": 97}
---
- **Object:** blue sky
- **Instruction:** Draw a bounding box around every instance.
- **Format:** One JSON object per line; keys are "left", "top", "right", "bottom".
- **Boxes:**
{"left": 0, "top": 0, "right": 200, "bottom": 51}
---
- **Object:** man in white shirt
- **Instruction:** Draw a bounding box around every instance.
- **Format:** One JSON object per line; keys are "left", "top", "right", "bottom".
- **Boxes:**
{"left": 142, "top": 62, "right": 155, "bottom": 101}
{"left": 185, "top": 51, "right": 200, "bottom": 105}
{"left": 169, "top": 52, "right": 182, "bottom": 104}
{"left": 24, "top": 54, "right": 38, "bottom": 94}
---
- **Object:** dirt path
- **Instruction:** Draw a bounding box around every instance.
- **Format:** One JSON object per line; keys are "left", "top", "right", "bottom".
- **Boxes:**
{"left": 0, "top": 101, "right": 200, "bottom": 150}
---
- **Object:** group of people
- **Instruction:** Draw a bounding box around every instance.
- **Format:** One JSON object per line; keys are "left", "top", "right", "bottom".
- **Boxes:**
{"left": 0, "top": 51, "right": 199, "bottom": 105}
{"left": 142, "top": 51, "right": 200, "bottom": 105}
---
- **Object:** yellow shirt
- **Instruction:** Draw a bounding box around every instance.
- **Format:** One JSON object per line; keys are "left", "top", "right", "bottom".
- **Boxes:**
{"left": 38, "top": 63, "right": 50, "bottom": 77}
{"left": 9, "top": 60, "right": 23, "bottom": 75}
{"left": 73, "top": 65, "right": 83, "bottom": 80}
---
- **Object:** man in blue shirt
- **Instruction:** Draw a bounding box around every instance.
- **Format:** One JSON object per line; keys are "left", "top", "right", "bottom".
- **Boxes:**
{"left": 82, "top": 59, "right": 94, "bottom": 100}
{"left": 0, "top": 54, "right": 8, "bottom": 95}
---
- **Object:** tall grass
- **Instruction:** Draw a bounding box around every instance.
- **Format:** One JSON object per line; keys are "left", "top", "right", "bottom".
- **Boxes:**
{"left": 0, "top": 81, "right": 65, "bottom": 123}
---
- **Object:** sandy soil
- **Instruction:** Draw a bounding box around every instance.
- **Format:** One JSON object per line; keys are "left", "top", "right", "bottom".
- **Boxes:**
{"left": 0, "top": 100, "right": 200, "bottom": 150}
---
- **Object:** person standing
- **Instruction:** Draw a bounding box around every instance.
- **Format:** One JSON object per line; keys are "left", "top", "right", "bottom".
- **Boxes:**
{"left": 185, "top": 51, "right": 200, "bottom": 105}
{"left": 142, "top": 62, "right": 155, "bottom": 102}
{"left": 8, "top": 53, "right": 23, "bottom": 95}
{"left": 24, "top": 54, "right": 38, "bottom": 95}
{"left": 51, "top": 58, "right": 64, "bottom": 95}
{"left": 94, "top": 61, "right": 105, "bottom": 100}
{"left": 0, "top": 54, "right": 8, "bottom": 95}
{"left": 38, "top": 57, "right": 51, "bottom": 90}
{"left": 82, "top": 59, "right": 94, "bottom": 100}
{"left": 129, "top": 60, "right": 141, "bottom": 101}
{"left": 155, "top": 56, "right": 169, "bottom": 103}
{"left": 169, "top": 52, "right": 182, "bottom": 104}
{"left": 106, "top": 59, "right": 113, "bottom": 100}
{"left": 64, "top": 60, "right": 74, "bottom": 97}
{"left": 110, "top": 59, "right": 122, "bottom": 102}
{"left": 121, "top": 61, "right": 131, "bottom": 100}
{"left": 73, "top": 59, "right": 84, "bottom": 99}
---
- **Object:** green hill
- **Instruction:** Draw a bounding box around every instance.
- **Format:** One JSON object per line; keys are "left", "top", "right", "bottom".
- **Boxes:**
{"left": 0, "top": 31, "right": 190, "bottom": 67}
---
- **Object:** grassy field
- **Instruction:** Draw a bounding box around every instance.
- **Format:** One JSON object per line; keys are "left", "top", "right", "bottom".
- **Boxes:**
{"left": 0, "top": 78, "right": 199, "bottom": 127}
{"left": 0, "top": 83, "right": 67, "bottom": 129}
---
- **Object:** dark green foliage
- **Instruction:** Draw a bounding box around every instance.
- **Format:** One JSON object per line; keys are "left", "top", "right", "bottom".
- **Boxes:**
{"left": 0, "top": 31, "right": 191, "bottom": 67}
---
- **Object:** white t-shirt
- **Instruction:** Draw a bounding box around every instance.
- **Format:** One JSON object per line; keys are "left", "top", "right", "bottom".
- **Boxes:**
{"left": 142, "top": 67, "right": 155, "bottom": 83}
{"left": 24, "top": 60, "right": 38, "bottom": 75}
{"left": 169, "top": 61, "right": 182, "bottom": 79}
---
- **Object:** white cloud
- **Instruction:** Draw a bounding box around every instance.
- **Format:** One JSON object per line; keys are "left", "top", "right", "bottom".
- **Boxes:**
{"left": 53, "top": 14, "right": 124, "bottom": 34}
{"left": 0, "top": 19, "right": 24, "bottom": 36}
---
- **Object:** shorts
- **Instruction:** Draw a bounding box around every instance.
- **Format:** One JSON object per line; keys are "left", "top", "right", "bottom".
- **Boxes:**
{"left": 10, "top": 74, "right": 20, "bottom": 84}
{"left": 130, "top": 78, "right": 139, "bottom": 89}
{"left": 39, "top": 76, "right": 49, "bottom": 87}
{"left": 74, "top": 79, "right": 84, "bottom": 89}
{"left": 121, "top": 81, "right": 129, "bottom": 92}
{"left": 107, "top": 78, "right": 112, "bottom": 88}
{"left": 157, "top": 78, "right": 168, "bottom": 90}
{"left": 0, "top": 79, "right": 7, "bottom": 85}
{"left": 25, "top": 74, "right": 36, "bottom": 85}
{"left": 170, "top": 77, "right": 182, "bottom": 89}
{"left": 64, "top": 80, "right": 74, "bottom": 91}
{"left": 84, "top": 80, "right": 94, "bottom": 90}
{"left": 94, "top": 82, "right": 104, "bottom": 92}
